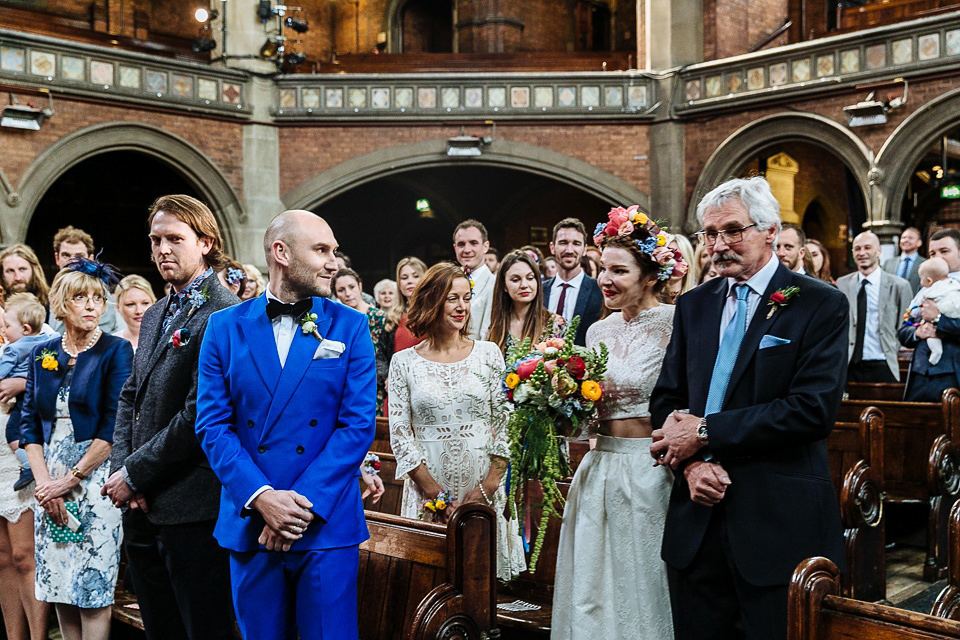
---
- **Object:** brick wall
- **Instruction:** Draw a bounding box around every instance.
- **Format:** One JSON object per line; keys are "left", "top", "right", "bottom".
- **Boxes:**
{"left": 704, "top": 0, "right": 789, "bottom": 60}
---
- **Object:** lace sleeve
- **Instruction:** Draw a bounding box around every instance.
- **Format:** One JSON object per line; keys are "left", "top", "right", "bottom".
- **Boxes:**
{"left": 484, "top": 344, "right": 511, "bottom": 460}
{"left": 387, "top": 353, "right": 427, "bottom": 478}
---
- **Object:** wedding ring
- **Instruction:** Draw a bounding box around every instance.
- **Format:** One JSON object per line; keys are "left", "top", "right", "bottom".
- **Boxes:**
{"left": 36, "top": 492, "right": 45, "bottom": 500}
{"left": 658, "top": 453, "right": 665, "bottom": 461}
{"left": 297, "top": 518, "right": 304, "bottom": 528}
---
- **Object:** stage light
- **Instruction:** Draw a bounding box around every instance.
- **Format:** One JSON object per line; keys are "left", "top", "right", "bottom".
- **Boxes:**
{"left": 284, "top": 52, "right": 307, "bottom": 65}
{"left": 1, "top": 104, "right": 52, "bottom": 130}
{"left": 446, "top": 135, "right": 491, "bottom": 156}
{"left": 195, "top": 8, "right": 209, "bottom": 22}
{"left": 192, "top": 37, "right": 217, "bottom": 52}
{"left": 259, "top": 37, "right": 281, "bottom": 59}
{"left": 258, "top": 1, "right": 273, "bottom": 21}
{"left": 284, "top": 16, "right": 309, "bottom": 33}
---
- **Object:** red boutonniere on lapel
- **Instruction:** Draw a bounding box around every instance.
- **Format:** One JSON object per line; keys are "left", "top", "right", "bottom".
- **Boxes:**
{"left": 766, "top": 286, "right": 800, "bottom": 320}
{"left": 170, "top": 328, "right": 191, "bottom": 348}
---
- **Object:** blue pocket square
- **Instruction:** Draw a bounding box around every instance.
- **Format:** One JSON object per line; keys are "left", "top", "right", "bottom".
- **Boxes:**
{"left": 759, "top": 335, "right": 791, "bottom": 349}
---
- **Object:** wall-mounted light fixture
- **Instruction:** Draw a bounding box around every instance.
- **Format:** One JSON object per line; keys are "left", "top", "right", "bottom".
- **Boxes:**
{"left": 1, "top": 92, "right": 54, "bottom": 131}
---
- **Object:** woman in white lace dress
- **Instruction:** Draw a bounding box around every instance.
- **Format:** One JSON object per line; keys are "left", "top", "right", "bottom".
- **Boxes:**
{"left": 552, "top": 213, "right": 687, "bottom": 639}
{"left": 388, "top": 262, "right": 526, "bottom": 581}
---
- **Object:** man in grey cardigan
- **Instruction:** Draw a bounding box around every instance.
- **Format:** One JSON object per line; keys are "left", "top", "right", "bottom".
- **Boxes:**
{"left": 102, "top": 195, "right": 239, "bottom": 640}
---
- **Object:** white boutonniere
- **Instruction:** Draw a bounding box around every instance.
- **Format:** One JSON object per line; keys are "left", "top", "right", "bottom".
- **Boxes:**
{"left": 299, "top": 312, "right": 322, "bottom": 342}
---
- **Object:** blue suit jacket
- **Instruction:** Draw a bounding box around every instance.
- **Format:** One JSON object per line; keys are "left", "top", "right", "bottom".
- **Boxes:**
{"left": 196, "top": 294, "right": 376, "bottom": 553}
{"left": 899, "top": 314, "right": 960, "bottom": 376}
{"left": 20, "top": 334, "right": 133, "bottom": 446}
{"left": 542, "top": 274, "right": 603, "bottom": 346}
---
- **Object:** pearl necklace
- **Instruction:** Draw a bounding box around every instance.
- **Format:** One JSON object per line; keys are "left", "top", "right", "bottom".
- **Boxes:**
{"left": 63, "top": 327, "right": 102, "bottom": 358}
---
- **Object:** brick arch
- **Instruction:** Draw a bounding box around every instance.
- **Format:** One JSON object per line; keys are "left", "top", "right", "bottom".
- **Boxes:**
{"left": 12, "top": 122, "right": 243, "bottom": 252}
{"left": 282, "top": 138, "right": 650, "bottom": 212}
{"left": 689, "top": 113, "right": 873, "bottom": 228}
{"left": 875, "top": 86, "right": 960, "bottom": 226}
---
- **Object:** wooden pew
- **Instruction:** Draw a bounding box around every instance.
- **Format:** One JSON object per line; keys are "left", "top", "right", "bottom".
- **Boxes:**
{"left": 846, "top": 382, "right": 905, "bottom": 402}
{"left": 931, "top": 500, "right": 960, "bottom": 620}
{"left": 362, "top": 451, "right": 404, "bottom": 516}
{"left": 359, "top": 504, "right": 497, "bottom": 640}
{"left": 828, "top": 405, "right": 887, "bottom": 602}
{"left": 837, "top": 389, "right": 960, "bottom": 580}
{"left": 372, "top": 417, "right": 391, "bottom": 455}
{"left": 788, "top": 556, "right": 960, "bottom": 640}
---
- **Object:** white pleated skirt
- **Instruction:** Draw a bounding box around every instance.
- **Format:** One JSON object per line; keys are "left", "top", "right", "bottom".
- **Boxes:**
{"left": 551, "top": 435, "right": 674, "bottom": 640}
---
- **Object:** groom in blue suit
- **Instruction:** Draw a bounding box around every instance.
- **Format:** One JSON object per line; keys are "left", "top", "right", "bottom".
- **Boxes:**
{"left": 196, "top": 210, "right": 376, "bottom": 640}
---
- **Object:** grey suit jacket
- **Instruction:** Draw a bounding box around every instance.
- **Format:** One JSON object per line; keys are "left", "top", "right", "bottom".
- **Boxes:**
{"left": 883, "top": 254, "right": 925, "bottom": 294}
{"left": 110, "top": 273, "right": 239, "bottom": 525}
{"left": 836, "top": 269, "right": 913, "bottom": 381}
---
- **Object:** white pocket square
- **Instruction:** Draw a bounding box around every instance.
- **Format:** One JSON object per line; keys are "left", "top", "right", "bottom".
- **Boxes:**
{"left": 759, "top": 335, "right": 791, "bottom": 349}
{"left": 313, "top": 339, "right": 345, "bottom": 359}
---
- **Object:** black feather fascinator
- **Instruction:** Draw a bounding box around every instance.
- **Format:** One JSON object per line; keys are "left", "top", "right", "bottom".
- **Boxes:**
{"left": 64, "top": 255, "right": 122, "bottom": 288}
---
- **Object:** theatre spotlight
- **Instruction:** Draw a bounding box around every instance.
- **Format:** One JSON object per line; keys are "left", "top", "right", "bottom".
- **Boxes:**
{"left": 446, "top": 135, "right": 491, "bottom": 157}
{"left": 1, "top": 92, "right": 54, "bottom": 131}
{"left": 257, "top": 1, "right": 273, "bottom": 21}
{"left": 843, "top": 80, "right": 908, "bottom": 128}
{"left": 284, "top": 52, "right": 307, "bottom": 65}
{"left": 194, "top": 8, "right": 218, "bottom": 22}
{"left": 259, "top": 36, "right": 282, "bottom": 59}
{"left": 192, "top": 36, "right": 217, "bottom": 52}
{"left": 284, "top": 16, "right": 309, "bottom": 33}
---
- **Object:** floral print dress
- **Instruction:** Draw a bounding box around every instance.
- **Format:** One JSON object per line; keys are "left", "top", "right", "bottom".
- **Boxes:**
{"left": 34, "top": 369, "right": 122, "bottom": 608}
{"left": 366, "top": 306, "right": 392, "bottom": 417}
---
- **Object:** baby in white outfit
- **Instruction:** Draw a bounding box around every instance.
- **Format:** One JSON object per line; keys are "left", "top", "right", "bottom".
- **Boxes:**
{"left": 913, "top": 257, "right": 960, "bottom": 365}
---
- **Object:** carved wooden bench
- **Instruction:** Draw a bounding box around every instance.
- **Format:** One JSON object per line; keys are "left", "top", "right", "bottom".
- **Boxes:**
{"left": 931, "top": 500, "right": 960, "bottom": 620}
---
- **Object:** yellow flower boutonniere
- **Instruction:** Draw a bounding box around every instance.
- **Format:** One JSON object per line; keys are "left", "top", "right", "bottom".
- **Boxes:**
{"left": 36, "top": 349, "right": 58, "bottom": 371}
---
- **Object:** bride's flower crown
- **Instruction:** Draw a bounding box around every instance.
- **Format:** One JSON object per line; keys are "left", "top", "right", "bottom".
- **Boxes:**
{"left": 593, "top": 205, "right": 689, "bottom": 281}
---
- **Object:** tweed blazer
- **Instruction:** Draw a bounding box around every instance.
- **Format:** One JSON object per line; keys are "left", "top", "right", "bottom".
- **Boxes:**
{"left": 110, "top": 273, "right": 239, "bottom": 525}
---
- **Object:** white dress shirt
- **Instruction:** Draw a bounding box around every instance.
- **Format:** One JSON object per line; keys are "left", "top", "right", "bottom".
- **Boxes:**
{"left": 720, "top": 254, "right": 779, "bottom": 342}
{"left": 549, "top": 269, "right": 585, "bottom": 323}
{"left": 857, "top": 267, "right": 885, "bottom": 362}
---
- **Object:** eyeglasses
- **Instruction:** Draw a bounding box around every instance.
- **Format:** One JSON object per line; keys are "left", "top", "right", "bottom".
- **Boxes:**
{"left": 69, "top": 293, "right": 105, "bottom": 306}
{"left": 696, "top": 224, "right": 758, "bottom": 246}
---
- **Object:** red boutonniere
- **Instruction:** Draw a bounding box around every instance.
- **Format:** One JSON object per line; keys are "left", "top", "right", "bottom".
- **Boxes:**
{"left": 171, "top": 328, "right": 191, "bottom": 348}
{"left": 766, "top": 286, "right": 800, "bottom": 320}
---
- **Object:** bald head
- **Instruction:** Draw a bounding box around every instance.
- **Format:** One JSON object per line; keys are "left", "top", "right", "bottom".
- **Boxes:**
{"left": 263, "top": 209, "right": 339, "bottom": 301}
{"left": 852, "top": 231, "right": 882, "bottom": 274}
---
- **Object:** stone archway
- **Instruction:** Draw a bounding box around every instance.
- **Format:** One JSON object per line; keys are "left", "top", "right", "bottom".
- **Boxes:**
{"left": 874, "top": 87, "right": 960, "bottom": 227}
{"left": 689, "top": 113, "right": 874, "bottom": 228}
{"left": 282, "top": 138, "right": 650, "bottom": 212}
{"left": 8, "top": 122, "right": 243, "bottom": 253}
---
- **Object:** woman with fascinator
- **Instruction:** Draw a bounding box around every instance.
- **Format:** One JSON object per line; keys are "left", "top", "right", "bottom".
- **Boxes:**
{"left": 20, "top": 258, "right": 132, "bottom": 640}
{"left": 552, "top": 207, "right": 687, "bottom": 639}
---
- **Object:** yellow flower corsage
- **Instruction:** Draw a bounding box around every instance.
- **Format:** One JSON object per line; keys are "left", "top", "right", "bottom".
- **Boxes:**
{"left": 420, "top": 489, "right": 453, "bottom": 521}
{"left": 36, "top": 349, "right": 58, "bottom": 371}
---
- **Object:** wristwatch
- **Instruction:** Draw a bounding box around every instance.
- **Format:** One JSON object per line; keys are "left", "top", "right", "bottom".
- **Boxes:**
{"left": 696, "top": 418, "right": 709, "bottom": 445}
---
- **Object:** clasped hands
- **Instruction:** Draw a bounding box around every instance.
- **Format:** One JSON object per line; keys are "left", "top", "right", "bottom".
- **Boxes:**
{"left": 35, "top": 474, "right": 79, "bottom": 526}
{"left": 252, "top": 489, "right": 315, "bottom": 552}
{"left": 101, "top": 470, "right": 150, "bottom": 513}
{"left": 650, "top": 410, "right": 731, "bottom": 507}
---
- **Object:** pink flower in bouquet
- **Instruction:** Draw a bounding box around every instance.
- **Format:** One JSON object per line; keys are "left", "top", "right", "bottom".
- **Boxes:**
{"left": 544, "top": 360, "right": 558, "bottom": 376}
{"left": 608, "top": 207, "right": 630, "bottom": 228}
{"left": 565, "top": 356, "right": 586, "bottom": 380}
{"left": 551, "top": 371, "right": 578, "bottom": 397}
{"left": 617, "top": 221, "right": 635, "bottom": 236}
{"left": 603, "top": 221, "right": 619, "bottom": 237}
{"left": 545, "top": 338, "right": 565, "bottom": 350}
{"left": 517, "top": 358, "right": 543, "bottom": 380}
{"left": 671, "top": 254, "right": 688, "bottom": 277}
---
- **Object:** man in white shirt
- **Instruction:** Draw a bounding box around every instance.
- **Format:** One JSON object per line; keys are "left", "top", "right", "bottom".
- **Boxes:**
{"left": 453, "top": 219, "right": 495, "bottom": 339}
{"left": 776, "top": 224, "right": 809, "bottom": 275}
{"left": 883, "top": 227, "right": 926, "bottom": 294}
{"left": 542, "top": 218, "right": 602, "bottom": 346}
{"left": 837, "top": 232, "right": 912, "bottom": 383}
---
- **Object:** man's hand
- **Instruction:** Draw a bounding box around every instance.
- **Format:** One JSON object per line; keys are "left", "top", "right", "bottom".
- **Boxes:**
{"left": 921, "top": 299, "right": 941, "bottom": 323}
{"left": 128, "top": 493, "right": 150, "bottom": 512}
{"left": 916, "top": 321, "right": 938, "bottom": 340}
{"left": 252, "top": 489, "right": 314, "bottom": 540}
{"left": 684, "top": 460, "right": 731, "bottom": 506}
{"left": 360, "top": 471, "right": 384, "bottom": 503}
{"left": 259, "top": 524, "right": 295, "bottom": 552}
{"left": 650, "top": 410, "right": 704, "bottom": 469}
{"left": 101, "top": 470, "right": 135, "bottom": 507}
{"left": 0, "top": 378, "right": 26, "bottom": 403}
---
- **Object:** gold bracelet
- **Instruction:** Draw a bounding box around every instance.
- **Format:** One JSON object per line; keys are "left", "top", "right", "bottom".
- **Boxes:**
{"left": 477, "top": 482, "right": 493, "bottom": 505}
{"left": 70, "top": 466, "right": 87, "bottom": 480}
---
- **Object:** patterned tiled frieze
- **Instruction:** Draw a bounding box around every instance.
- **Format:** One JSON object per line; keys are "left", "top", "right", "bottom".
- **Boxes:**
{"left": 677, "top": 13, "right": 960, "bottom": 114}
{"left": 273, "top": 72, "right": 656, "bottom": 121}
{"left": 0, "top": 29, "right": 250, "bottom": 117}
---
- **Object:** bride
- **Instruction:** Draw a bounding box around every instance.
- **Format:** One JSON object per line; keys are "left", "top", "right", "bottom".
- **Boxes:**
{"left": 552, "top": 209, "right": 686, "bottom": 639}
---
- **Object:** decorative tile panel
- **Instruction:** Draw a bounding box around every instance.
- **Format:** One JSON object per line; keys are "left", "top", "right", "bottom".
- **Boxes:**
{"left": 441, "top": 86, "right": 459, "bottom": 108}
{"left": 301, "top": 87, "right": 320, "bottom": 109}
{"left": 816, "top": 54, "right": 834, "bottom": 77}
{"left": 581, "top": 86, "right": 600, "bottom": 106}
{"left": 371, "top": 87, "right": 390, "bottom": 108}
{"left": 769, "top": 62, "right": 788, "bottom": 86}
{"left": 791, "top": 58, "right": 810, "bottom": 82}
{"left": 172, "top": 74, "right": 193, "bottom": 98}
{"left": 222, "top": 82, "right": 243, "bottom": 104}
{"left": 395, "top": 87, "right": 413, "bottom": 108}
{"left": 1, "top": 47, "right": 25, "bottom": 72}
{"left": 727, "top": 73, "right": 744, "bottom": 93}
{"left": 705, "top": 75, "right": 722, "bottom": 97}
{"left": 198, "top": 78, "right": 218, "bottom": 101}
{"left": 865, "top": 43, "right": 886, "bottom": 69}
{"left": 603, "top": 86, "right": 622, "bottom": 107}
{"left": 948, "top": 29, "right": 960, "bottom": 56}
{"left": 627, "top": 85, "right": 647, "bottom": 108}
{"left": 891, "top": 38, "right": 913, "bottom": 65}
{"left": 464, "top": 87, "right": 483, "bottom": 108}
{"left": 145, "top": 69, "right": 167, "bottom": 94}
{"left": 348, "top": 87, "right": 366, "bottom": 108}
{"left": 90, "top": 60, "right": 113, "bottom": 86}
{"left": 61, "top": 55, "right": 84, "bottom": 81}
{"left": 533, "top": 86, "right": 553, "bottom": 108}
{"left": 417, "top": 87, "right": 436, "bottom": 108}
{"left": 30, "top": 51, "right": 54, "bottom": 76}
{"left": 840, "top": 49, "right": 860, "bottom": 73}
{"left": 487, "top": 87, "right": 506, "bottom": 107}
{"left": 684, "top": 79, "right": 701, "bottom": 101}
{"left": 119, "top": 66, "right": 140, "bottom": 89}
{"left": 279, "top": 88, "right": 297, "bottom": 108}
{"left": 557, "top": 86, "right": 576, "bottom": 107}
{"left": 918, "top": 33, "right": 940, "bottom": 60}
{"left": 510, "top": 86, "right": 529, "bottom": 108}
{"left": 324, "top": 87, "right": 343, "bottom": 108}
{"left": 747, "top": 67, "right": 764, "bottom": 91}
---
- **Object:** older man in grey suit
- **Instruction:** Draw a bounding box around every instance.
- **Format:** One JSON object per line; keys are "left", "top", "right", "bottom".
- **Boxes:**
{"left": 883, "top": 226, "right": 926, "bottom": 294}
{"left": 838, "top": 231, "right": 913, "bottom": 383}
{"left": 102, "top": 195, "right": 239, "bottom": 640}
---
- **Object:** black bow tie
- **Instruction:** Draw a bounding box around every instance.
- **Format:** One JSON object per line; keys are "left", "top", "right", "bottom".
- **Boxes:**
{"left": 266, "top": 298, "right": 312, "bottom": 321}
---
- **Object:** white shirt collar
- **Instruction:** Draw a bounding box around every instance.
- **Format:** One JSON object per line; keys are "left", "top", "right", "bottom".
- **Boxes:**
{"left": 726, "top": 253, "right": 779, "bottom": 298}
{"left": 901, "top": 252, "right": 918, "bottom": 260}
{"left": 265, "top": 287, "right": 281, "bottom": 303}
{"left": 857, "top": 266, "right": 883, "bottom": 286}
{"left": 555, "top": 269, "right": 585, "bottom": 289}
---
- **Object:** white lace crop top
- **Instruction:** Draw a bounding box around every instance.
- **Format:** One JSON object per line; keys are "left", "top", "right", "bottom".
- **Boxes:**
{"left": 585, "top": 305, "right": 675, "bottom": 420}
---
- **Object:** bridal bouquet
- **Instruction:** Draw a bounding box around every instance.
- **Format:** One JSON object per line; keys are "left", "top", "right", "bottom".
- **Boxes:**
{"left": 501, "top": 316, "right": 607, "bottom": 571}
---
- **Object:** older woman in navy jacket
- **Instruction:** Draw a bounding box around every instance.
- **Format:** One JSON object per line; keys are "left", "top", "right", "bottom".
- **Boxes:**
{"left": 21, "top": 261, "right": 132, "bottom": 640}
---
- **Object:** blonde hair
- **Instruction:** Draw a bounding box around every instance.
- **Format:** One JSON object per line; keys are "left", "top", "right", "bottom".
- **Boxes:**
{"left": 116, "top": 274, "right": 157, "bottom": 307}
{"left": 242, "top": 264, "right": 266, "bottom": 297}
{"left": 49, "top": 269, "right": 107, "bottom": 321}
{"left": 389, "top": 256, "right": 428, "bottom": 329}
{"left": 148, "top": 195, "right": 226, "bottom": 270}
{"left": 4, "top": 292, "right": 45, "bottom": 333}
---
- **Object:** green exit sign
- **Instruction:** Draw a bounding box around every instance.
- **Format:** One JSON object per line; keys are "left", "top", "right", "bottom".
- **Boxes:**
{"left": 943, "top": 185, "right": 960, "bottom": 199}
{"left": 416, "top": 199, "right": 431, "bottom": 211}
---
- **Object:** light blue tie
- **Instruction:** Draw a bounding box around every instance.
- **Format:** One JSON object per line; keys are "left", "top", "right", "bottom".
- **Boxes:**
{"left": 705, "top": 284, "right": 750, "bottom": 415}
{"left": 898, "top": 256, "right": 911, "bottom": 279}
